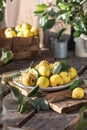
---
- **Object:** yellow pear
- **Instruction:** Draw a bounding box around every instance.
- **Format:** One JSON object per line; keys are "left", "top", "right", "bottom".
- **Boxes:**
{"left": 50, "top": 74, "right": 64, "bottom": 87}
{"left": 60, "top": 71, "right": 71, "bottom": 84}
{"left": 28, "top": 68, "right": 39, "bottom": 78}
{"left": 5, "top": 27, "right": 12, "bottom": 36}
{"left": 38, "top": 65, "right": 50, "bottom": 77}
{"left": 5, "top": 28, "right": 16, "bottom": 38}
{"left": 30, "top": 26, "right": 39, "bottom": 36}
{"left": 15, "top": 24, "right": 22, "bottom": 32}
{"left": 21, "top": 73, "right": 36, "bottom": 86}
{"left": 68, "top": 67, "right": 77, "bottom": 79}
{"left": 35, "top": 64, "right": 39, "bottom": 71}
{"left": 37, "top": 76, "right": 49, "bottom": 88}
{"left": 17, "top": 31, "right": 24, "bottom": 37}
{"left": 21, "top": 23, "right": 32, "bottom": 31}
{"left": 39, "top": 60, "right": 49, "bottom": 68}
{"left": 49, "top": 63, "right": 53, "bottom": 70}
{"left": 23, "top": 29, "right": 33, "bottom": 37}
{"left": 72, "top": 87, "right": 84, "bottom": 99}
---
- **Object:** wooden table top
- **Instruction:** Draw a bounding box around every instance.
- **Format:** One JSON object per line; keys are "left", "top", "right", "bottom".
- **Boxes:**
{"left": 0, "top": 51, "right": 87, "bottom": 130}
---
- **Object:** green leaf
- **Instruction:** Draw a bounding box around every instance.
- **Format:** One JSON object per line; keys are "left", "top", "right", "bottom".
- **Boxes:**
{"left": 43, "top": 19, "right": 55, "bottom": 31}
{"left": 0, "top": 0, "right": 6, "bottom": 9}
{"left": 74, "top": 120, "right": 87, "bottom": 130}
{"left": 34, "top": 4, "right": 47, "bottom": 16}
{"left": 60, "top": 60, "right": 71, "bottom": 72}
{"left": 56, "top": 10, "right": 71, "bottom": 23}
{"left": 0, "top": 10, "right": 4, "bottom": 21}
{"left": 48, "top": 8, "right": 57, "bottom": 18}
{"left": 56, "top": 28, "right": 66, "bottom": 41}
{"left": 69, "top": 80, "right": 80, "bottom": 90}
{"left": 83, "top": 80, "right": 87, "bottom": 84}
{"left": 29, "top": 99, "right": 40, "bottom": 112}
{"left": 9, "top": 85, "right": 24, "bottom": 103}
{"left": 51, "top": 62, "right": 61, "bottom": 74}
{"left": 56, "top": 0, "right": 64, "bottom": 5}
{"left": 84, "top": 90, "right": 87, "bottom": 96}
{"left": 0, "top": 48, "right": 14, "bottom": 64}
{"left": 27, "top": 86, "right": 39, "bottom": 97}
{"left": 73, "top": 30, "right": 81, "bottom": 38}
{"left": 18, "top": 101, "right": 32, "bottom": 113}
{"left": 59, "top": 2, "right": 68, "bottom": 10}
{"left": 34, "top": 97, "right": 49, "bottom": 111}
{"left": 79, "top": 106, "right": 87, "bottom": 118}
{"left": 39, "top": 13, "right": 48, "bottom": 27}
{"left": 18, "top": 104, "right": 25, "bottom": 113}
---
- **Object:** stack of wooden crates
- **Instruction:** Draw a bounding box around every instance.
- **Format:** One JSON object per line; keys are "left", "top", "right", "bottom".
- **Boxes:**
{"left": 0, "top": 28, "right": 40, "bottom": 60}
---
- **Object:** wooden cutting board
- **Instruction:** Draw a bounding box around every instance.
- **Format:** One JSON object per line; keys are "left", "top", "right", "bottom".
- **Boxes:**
{"left": 8, "top": 80, "right": 87, "bottom": 114}
{"left": 44, "top": 87, "right": 87, "bottom": 113}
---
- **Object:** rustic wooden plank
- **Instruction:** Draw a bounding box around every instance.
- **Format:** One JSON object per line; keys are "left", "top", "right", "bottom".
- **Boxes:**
{"left": 2, "top": 93, "right": 36, "bottom": 127}
{"left": 22, "top": 110, "right": 79, "bottom": 130}
{"left": 44, "top": 86, "right": 87, "bottom": 113}
{"left": 6, "top": 126, "right": 28, "bottom": 130}
{"left": 0, "top": 84, "right": 10, "bottom": 97}
{"left": 8, "top": 127, "right": 35, "bottom": 130}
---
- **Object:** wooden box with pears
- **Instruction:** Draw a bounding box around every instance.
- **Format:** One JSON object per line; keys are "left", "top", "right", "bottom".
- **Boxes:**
{"left": 0, "top": 22, "right": 40, "bottom": 59}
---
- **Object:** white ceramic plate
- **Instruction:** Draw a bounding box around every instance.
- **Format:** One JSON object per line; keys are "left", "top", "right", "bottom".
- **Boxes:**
{"left": 13, "top": 76, "right": 78, "bottom": 92}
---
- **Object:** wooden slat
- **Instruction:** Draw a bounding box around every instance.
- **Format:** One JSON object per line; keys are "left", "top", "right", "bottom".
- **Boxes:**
{"left": 0, "top": 84, "right": 10, "bottom": 97}
{"left": 22, "top": 110, "right": 79, "bottom": 130}
{"left": 7, "top": 126, "right": 28, "bottom": 130}
{"left": 2, "top": 93, "right": 36, "bottom": 127}
{"left": 44, "top": 87, "right": 87, "bottom": 113}
{"left": 7, "top": 126, "right": 35, "bottom": 130}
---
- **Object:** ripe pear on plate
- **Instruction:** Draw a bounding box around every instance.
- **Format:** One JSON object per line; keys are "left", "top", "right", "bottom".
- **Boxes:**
{"left": 50, "top": 74, "right": 64, "bottom": 87}
{"left": 60, "top": 71, "right": 71, "bottom": 84}
{"left": 36, "top": 76, "right": 49, "bottom": 88}
{"left": 21, "top": 73, "right": 36, "bottom": 86}
{"left": 38, "top": 65, "right": 51, "bottom": 77}
{"left": 68, "top": 67, "right": 77, "bottom": 79}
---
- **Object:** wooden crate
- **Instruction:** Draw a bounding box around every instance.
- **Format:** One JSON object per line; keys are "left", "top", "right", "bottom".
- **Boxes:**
{"left": 0, "top": 28, "right": 40, "bottom": 59}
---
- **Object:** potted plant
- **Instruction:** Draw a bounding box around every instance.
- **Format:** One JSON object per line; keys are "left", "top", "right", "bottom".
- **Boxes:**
{"left": 34, "top": 0, "right": 87, "bottom": 57}
{"left": 50, "top": 28, "right": 68, "bottom": 58}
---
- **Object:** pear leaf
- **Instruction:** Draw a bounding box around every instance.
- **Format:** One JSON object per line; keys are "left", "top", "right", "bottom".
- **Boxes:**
{"left": 27, "top": 86, "right": 39, "bottom": 97}
{"left": 56, "top": 28, "right": 66, "bottom": 41}
{"left": 74, "top": 120, "right": 87, "bottom": 130}
{"left": 69, "top": 80, "right": 80, "bottom": 90}
{"left": 0, "top": 48, "right": 14, "bottom": 64}
{"left": 83, "top": 80, "right": 87, "bottom": 84}
{"left": 9, "top": 85, "right": 24, "bottom": 103}
{"left": 34, "top": 97, "right": 49, "bottom": 111}
{"left": 29, "top": 99, "right": 40, "bottom": 112}
{"left": 51, "top": 63, "right": 62, "bottom": 74}
{"left": 79, "top": 106, "right": 87, "bottom": 118}
{"left": 60, "top": 60, "right": 71, "bottom": 71}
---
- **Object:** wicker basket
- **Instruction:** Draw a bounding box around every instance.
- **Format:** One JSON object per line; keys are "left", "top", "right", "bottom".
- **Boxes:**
{"left": 0, "top": 28, "right": 40, "bottom": 59}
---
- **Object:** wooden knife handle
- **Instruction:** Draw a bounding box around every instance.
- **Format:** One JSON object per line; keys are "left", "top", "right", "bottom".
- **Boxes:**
{"left": 78, "top": 64, "right": 87, "bottom": 76}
